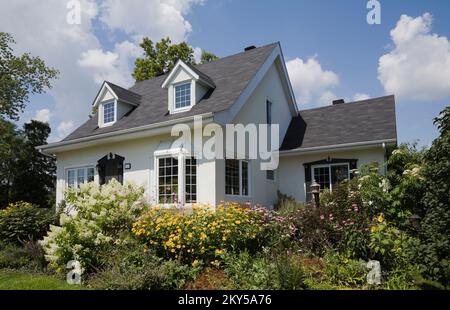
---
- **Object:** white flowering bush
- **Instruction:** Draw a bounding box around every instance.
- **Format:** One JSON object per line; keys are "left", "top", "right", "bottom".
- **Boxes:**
{"left": 40, "top": 179, "right": 149, "bottom": 273}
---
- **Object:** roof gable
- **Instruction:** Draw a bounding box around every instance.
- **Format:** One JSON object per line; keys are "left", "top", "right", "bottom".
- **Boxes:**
{"left": 92, "top": 81, "right": 141, "bottom": 107}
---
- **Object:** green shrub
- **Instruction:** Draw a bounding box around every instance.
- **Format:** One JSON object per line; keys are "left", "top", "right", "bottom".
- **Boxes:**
{"left": 322, "top": 251, "right": 367, "bottom": 287}
{"left": 40, "top": 180, "right": 148, "bottom": 273}
{"left": 87, "top": 241, "right": 195, "bottom": 290}
{"left": 0, "top": 201, "right": 55, "bottom": 244}
{"left": 223, "top": 252, "right": 278, "bottom": 290}
{"left": 0, "top": 240, "right": 45, "bottom": 270}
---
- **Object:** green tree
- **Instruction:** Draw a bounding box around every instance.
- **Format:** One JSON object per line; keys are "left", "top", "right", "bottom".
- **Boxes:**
{"left": 0, "top": 32, "right": 59, "bottom": 120}
{"left": 132, "top": 37, "right": 219, "bottom": 82}
{"left": 200, "top": 50, "right": 219, "bottom": 64}
{"left": 418, "top": 106, "right": 450, "bottom": 285}
{"left": 0, "top": 120, "right": 55, "bottom": 208}
{"left": 0, "top": 119, "right": 22, "bottom": 206}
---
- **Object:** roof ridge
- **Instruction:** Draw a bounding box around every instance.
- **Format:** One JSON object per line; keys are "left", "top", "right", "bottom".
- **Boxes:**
{"left": 130, "top": 42, "right": 279, "bottom": 89}
{"left": 298, "top": 95, "right": 395, "bottom": 113}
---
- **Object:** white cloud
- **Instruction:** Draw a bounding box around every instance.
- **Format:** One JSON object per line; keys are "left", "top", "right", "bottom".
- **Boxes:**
{"left": 286, "top": 56, "right": 339, "bottom": 108}
{"left": 57, "top": 121, "right": 74, "bottom": 139}
{"left": 32, "top": 109, "right": 52, "bottom": 123}
{"left": 78, "top": 40, "right": 142, "bottom": 87}
{"left": 378, "top": 13, "right": 450, "bottom": 101}
{"left": 352, "top": 93, "right": 371, "bottom": 101}
{"left": 0, "top": 0, "right": 204, "bottom": 142}
{"left": 99, "top": 0, "right": 205, "bottom": 43}
{"left": 193, "top": 46, "right": 203, "bottom": 64}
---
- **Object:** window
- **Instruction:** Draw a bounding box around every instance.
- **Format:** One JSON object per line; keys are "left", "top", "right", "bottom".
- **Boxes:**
{"left": 158, "top": 157, "right": 178, "bottom": 203}
{"left": 266, "top": 169, "right": 275, "bottom": 181}
{"left": 225, "top": 159, "right": 250, "bottom": 196}
{"left": 67, "top": 167, "right": 95, "bottom": 188}
{"left": 312, "top": 164, "right": 349, "bottom": 191}
{"left": 185, "top": 157, "right": 197, "bottom": 203}
{"left": 266, "top": 100, "right": 272, "bottom": 124}
{"left": 103, "top": 101, "right": 115, "bottom": 124}
{"left": 175, "top": 83, "right": 191, "bottom": 109}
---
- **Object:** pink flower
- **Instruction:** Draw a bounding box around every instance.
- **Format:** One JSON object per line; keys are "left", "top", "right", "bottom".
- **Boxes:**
{"left": 320, "top": 215, "right": 325, "bottom": 220}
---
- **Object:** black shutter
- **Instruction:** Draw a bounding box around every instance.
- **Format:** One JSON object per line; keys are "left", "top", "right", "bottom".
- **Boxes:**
{"left": 304, "top": 163, "right": 312, "bottom": 202}
{"left": 349, "top": 159, "right": 358, "bottom": 179}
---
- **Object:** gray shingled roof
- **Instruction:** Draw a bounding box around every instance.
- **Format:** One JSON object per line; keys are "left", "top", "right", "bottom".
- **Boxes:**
{"left": 280, "top": 95, "right": 397, "bottom": 151}
{"left": 104, "top": 81, "right": 141, "bottom": 106}
{"left": 63, "top": 43, "right": 277, "bottom": 142}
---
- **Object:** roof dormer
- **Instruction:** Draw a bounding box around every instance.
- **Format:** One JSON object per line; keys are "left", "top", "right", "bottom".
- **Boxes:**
{"left": 92, "top": 81, "right": 141, "bottom": 128}
{"left": 162, "top": 60, "right": 215, "bottom": 114}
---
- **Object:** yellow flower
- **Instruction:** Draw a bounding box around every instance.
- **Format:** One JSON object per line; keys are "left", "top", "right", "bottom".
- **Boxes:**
{"left": 377, "top": 214, "right": 385, "bottom": 223}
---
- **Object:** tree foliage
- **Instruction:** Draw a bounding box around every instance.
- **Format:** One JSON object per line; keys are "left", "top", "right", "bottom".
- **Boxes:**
{"left": 418, "top": 106, "right": 450, "bottom": 285}
{"left": 132, "top": 37, "right": 218, "bottom": 82}
{"left": 0, "top": 119, "right": 55, "bottom": 208}
{"left": 0, "top": 32, "right": 58, "bottom": 120}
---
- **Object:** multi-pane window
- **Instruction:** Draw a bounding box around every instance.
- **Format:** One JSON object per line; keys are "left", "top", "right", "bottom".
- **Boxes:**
{"left": 312, "top": 164, "right": 349, "bottom": 191}
{"left": 225, "top": 159, "right": 250, "bottom": 196}
{"left": 67, "top": 167, "right": 95, "bottom": 188}
{"left": 175, "top": 83, "right": 191, "bottom": 109}
{"left": 103, "top": 101, "right": 115, "bottom": 123}
{"left": 185, "top": 157, "right": 197, "bottom": 203}
{"left": 158, "top": 157, "right": 179, "bottom": 203}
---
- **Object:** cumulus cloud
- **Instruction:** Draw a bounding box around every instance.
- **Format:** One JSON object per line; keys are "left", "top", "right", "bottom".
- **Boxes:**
{"left": 78, "top": 40, "right": 142, "bottom": 87}
{"left": 99, "top": 0, "right": 205, "bottom": 43}
{"left": 57, "top": 121, "right": 74, "bottom": 139}
{"left": 0, "top": 0, "right": 204, "bottom": 142}
{"left": 286, "top": 56, "right": 339, "bottom": 108}
{"left": 378, "top": 13, "right": 450, "bottom": 101}
{"left": 32, "top": 109, "right": 52, "bottom": 123}
{"left": 352, "top": 93, "right": 371, "bottom": 101}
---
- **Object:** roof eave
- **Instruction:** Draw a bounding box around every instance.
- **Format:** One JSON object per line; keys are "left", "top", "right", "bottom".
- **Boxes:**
{"left": 279, "top": 138, "right": 397, "bottom": 157}
{"left": 37, "top": 112, "right": 214, "bottom": 154}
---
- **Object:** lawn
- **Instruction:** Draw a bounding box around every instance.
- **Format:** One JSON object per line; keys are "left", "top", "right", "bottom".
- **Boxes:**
{"left": 0, "top": 269, "right": 86, "bottom": 290}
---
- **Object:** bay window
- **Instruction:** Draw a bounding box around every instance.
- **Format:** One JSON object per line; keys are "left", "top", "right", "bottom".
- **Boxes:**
{"left": 156, "top": 155, "right": 197, "bottom": 204}
{"left": 225, "top": 159, "right": 250, "bottom": 196}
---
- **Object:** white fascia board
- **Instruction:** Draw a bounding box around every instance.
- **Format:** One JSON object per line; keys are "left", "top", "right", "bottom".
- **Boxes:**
{"left": 279, "top": 139, "right": 397, "bottom": 157}
{"left": 37, "top": 113, "right": 214, "bottom": 154}
{"left": 92, "top": 82, "right": 119, "bottom": 107}
{"left": 214, "top": 44, "right": 298, "bottom": 125}
{"left": 161, "top": 60, "right": 199, "bottom": 89}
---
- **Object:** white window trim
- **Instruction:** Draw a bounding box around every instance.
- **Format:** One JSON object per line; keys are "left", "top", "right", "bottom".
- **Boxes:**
{"left": 311, "top": 162, "right": 350, "bottom": 191}
{"left": 65, "top": 165, "right": 96, "bottom": 188}
{"left": 154, "top": 151, "right": 198, "bottom": 206}
{"left": 172, "top": 81, "right": 193, "bottom": 113}
{"left": 101, "top": 99, "right": 117, "bottom": 127}
{"left": 225, "top": 159, "right": 251, "bottom": 198}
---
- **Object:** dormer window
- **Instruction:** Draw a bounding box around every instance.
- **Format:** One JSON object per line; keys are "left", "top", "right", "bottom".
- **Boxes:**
{"left": 103, "top": 101, "right": 115, "bottom": 124}
{"left": 92, "top": 81, "right": 141, "bottom": 128}
{"left": 175, "top": 83, "right": 192, "bottom": 110}
{"left": 162, "top": 60, "right": 216, "bottom": 114}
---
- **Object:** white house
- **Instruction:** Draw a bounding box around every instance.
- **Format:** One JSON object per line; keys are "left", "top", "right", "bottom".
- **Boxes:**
{"left": 38, "top": 43, "right": 397, "bottom": 208}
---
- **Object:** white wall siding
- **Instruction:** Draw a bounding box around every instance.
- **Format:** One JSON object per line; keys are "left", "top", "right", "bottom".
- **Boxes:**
{"left": 226, "top": 63, "right": 293, "bottom": 208}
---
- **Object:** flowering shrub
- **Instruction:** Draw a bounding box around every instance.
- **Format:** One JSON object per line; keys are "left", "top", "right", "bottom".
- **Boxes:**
{"left": 132, "top": 202, "right": 269, "bottom": 265}
{"left": 0, "top": 201, "right": 55, "bottom": 244}
{"left": 40, "top": 180, "right": 148, "bottom": 272}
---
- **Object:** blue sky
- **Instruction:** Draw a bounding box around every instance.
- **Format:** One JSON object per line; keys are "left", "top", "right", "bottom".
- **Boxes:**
{"left": 2, "top": 0, "right": 450, "bottom": 147}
